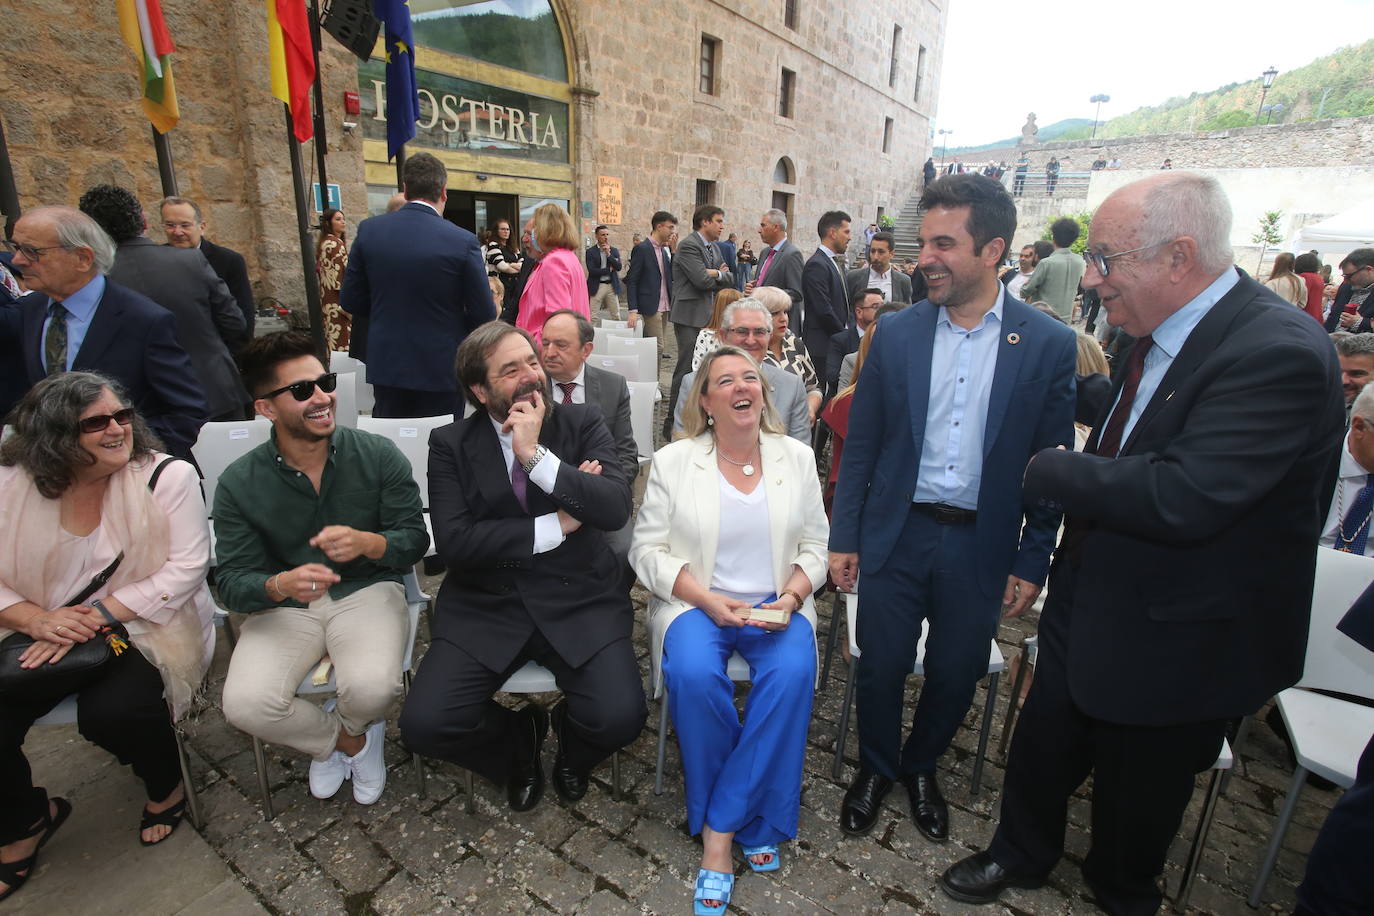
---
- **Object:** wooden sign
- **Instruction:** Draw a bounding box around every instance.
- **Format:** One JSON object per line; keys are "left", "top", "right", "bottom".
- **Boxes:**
{"left": 596, "top": 176, "right": 623, "bottom": 225}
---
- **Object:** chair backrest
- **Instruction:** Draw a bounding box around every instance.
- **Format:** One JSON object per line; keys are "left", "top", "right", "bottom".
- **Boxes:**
{"left": 604, "top": 335, "right": 657, "bottom": 381}
{"left": 193, "top": 419, "right": 272, "bottom": 512}
{"left": 332, "top": 353, "right": 376, "bottom": 415}
{"left": 592, "top": 326, "right": 610, "bottom": 352}
{"left": 600, "top": 319, "right": 629, "bottom": 330}
{"left": 330, "top": 351, "right": 361, "bottom": 376}
{"left": 333, "top": 372, "right": 358, "bottom": 428}
{"left": 1300, "top": 548, "right": 1374, "bottom": 700}
{"left": 357, "top": 415, "right": 453, "bottom": 507}
{"left": 604, "top": 327, "right": 639, "bottom": 340}
{"left": 626, "top": 381, "right": 656, "bottom": 460}
{"left": 588, "top": 353, "right": 643, "bottom": 383}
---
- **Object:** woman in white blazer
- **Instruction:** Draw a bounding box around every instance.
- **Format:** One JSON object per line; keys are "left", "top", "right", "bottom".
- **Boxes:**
{"left": 630, "top": 346, "right": 828, "bottom": 915}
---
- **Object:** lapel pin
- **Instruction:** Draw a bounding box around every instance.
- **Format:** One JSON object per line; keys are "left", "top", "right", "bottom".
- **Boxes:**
{"left": 1007, "top": 332, "right": 1021, "bottom": 345}
{"left": 1165, "top": 391, "right": 1174, "bottom": 401}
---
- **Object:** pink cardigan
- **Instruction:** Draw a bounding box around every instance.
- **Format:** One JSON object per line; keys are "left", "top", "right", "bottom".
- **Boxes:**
{"left": 517, "top": 247, "right": 591, "bottom": 344}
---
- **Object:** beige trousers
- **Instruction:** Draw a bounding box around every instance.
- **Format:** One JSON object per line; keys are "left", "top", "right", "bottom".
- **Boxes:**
{"left": 222, "top": 581, "right": 407, "bottom": 760}
{"left": 590, "top": 282, "right": 621, "bottom": 319}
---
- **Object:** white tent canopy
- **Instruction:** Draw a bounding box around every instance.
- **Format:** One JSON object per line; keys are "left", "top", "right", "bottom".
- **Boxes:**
{"left": 1288, "top": 201, "right": 1374, "bottom": 256}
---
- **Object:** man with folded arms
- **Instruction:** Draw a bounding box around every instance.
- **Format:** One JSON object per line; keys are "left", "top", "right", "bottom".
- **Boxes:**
{"left": 217, "top": 332, "right": 428, "bottom": 806}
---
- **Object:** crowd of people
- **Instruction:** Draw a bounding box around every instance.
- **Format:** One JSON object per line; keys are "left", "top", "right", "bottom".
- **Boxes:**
{"left": 1, "top": 159, "right": 1372, "bottom": 915}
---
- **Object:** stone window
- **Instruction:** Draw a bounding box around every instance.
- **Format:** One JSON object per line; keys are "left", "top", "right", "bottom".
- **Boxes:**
{"left": 410, "top": 0, "right": 569, "bottom": 83}
{"left": 882, "top": 117, "right": 894, "bottom": 154}
{"left": 915, "top": 45, "right": 927, "bottom": 104}
{"left": 783, "top": 0, "right": 798, "bottom": 29}
{"left": 779, "top": 68, "right": 796, "bottom": 119}
{"left": 773, "top": 158, "right": 795, "bottom": 184}
{"left": 771, "top": 191, "right": 794, "bottom": 229}
{"left": 696, "top": 179, "right": 718, "bottom": 206}
{"left": 889, "top": 25, "right": 902, "bottom": 89}
{"left": 699, "top": 35, "right": 721, "bottom": 96}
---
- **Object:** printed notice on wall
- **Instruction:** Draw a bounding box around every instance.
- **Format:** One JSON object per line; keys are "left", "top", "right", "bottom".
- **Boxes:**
{"left": 597, "top": 177, "right": 622, "bottom": 225}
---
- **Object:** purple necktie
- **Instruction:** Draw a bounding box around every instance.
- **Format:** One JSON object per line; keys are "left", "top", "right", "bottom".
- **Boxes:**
{"left": 757, "top": 247, "right": 777, "bottom": 284}
{"left": 511, "top": 456, "right": 530, "bottom": 514}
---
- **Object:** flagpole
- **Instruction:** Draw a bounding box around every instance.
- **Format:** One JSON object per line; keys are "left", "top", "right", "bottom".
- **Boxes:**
{"left": 0, "top": 117, "right": 20, "bottom": 239}
{"left": 394, "top": 145, "right": 405, "bottom": 192}
{"left": 151, "top": 126, "right": 179, "bottom": 197}
{"left": 307, "top": 0, "right": 330, "bottom": 214}
{"left": 284, "top": 105, "right": 329, "bottom": 360}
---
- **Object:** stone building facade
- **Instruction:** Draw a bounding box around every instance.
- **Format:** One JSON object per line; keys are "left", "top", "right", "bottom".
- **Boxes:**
{"left": 1, "top": 0, "right": 944, "bottom": 309}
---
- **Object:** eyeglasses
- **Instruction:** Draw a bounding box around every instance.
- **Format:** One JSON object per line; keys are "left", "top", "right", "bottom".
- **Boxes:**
{"left": 1083, "top": 241, "right": 1168, "bottom": 278}
{"left": 78, "top": 408, "right": 135, "bottom": 434}
{"left": 2, "top": 240, "right": 71, "bottom": 261}
{"left": 261, "top": 373, "right": 338, "bottom": 401}
{"left": 162, "top": 221, "right": 198, "bottom": 232}
{"left": 1344, "top": 265, "right": 1373, "bottom": 281}
{"left": 726, "top": 327, "right": 771, "bottom": 338}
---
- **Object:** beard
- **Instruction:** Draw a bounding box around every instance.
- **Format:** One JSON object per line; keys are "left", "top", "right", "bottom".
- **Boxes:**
{"left": 486, "top": 376, "right": 554, "bottom": 422}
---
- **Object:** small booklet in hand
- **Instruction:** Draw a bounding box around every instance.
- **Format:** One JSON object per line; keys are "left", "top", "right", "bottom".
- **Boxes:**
{"left": 748, "top": 596, "right": 788, "bottom": 625}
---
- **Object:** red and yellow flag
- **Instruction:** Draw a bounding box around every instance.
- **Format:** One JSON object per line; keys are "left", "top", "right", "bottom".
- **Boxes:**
{"left": 116, "top": 0, "right": 179, "bottom": 133}
{"left": 266, "top": 0, "right": 316, "bottom": 142}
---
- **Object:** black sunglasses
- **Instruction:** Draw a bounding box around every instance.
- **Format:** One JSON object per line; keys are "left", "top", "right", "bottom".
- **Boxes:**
{"left": 261, "top": 372, "right": 338, "bottom": 402}
{"left": 78, "top": 407, "right": 135, "bottom": 434}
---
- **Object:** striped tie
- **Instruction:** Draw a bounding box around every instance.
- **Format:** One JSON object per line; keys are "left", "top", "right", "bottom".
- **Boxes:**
{"left": 44, "top": 302, "right": 69, "bottom": 376}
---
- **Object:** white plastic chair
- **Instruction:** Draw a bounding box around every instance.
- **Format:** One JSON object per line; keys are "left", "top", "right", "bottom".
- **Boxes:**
{"left": 649, "top": 647, "right": 753, "bottom": 796}
{"left": 239, "top": 572, "right": 431, "bottom": 820}
{"left": 599, "top": 319, "right": 629, "bottom": 330}
{"left": 625, "top": 381, "right": 657, "bottom": 465}
{"left": 587, "top": 354, "right": 644, "bottom": 383}
{"left": 192, "top": 419, "right": 271, "bottom": 514}
{"left": 332, "top": 372, "right": 358, "bottom": 428}
{"left": 461, "top": 661, "right": 623, "bottom": 812}
{"left": 831, "top": 591, "right": 1005, "bottom": 794}
{"left": 330, "top": 352, "right": 375, "bottom": 415}
{"left": 1248, "top": 548, "right": 1374, "bottom": 906}
{"left": 603, "top": 335, "right": 658, "bottom": 384}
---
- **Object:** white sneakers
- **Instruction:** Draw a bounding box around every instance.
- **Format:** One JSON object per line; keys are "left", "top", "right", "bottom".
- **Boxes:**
{"left": 308, "top": 699, "right": 387, "bottom": 804}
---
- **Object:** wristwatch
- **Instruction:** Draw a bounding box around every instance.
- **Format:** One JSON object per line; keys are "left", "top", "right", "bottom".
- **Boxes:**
{"left": 521, "top": 444, "right": 548, "bottom": 475}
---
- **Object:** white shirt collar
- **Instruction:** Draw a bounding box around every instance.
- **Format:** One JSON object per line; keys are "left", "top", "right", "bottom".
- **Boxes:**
{"left": 409, "top": 199, "right": 442, "bottom": 216}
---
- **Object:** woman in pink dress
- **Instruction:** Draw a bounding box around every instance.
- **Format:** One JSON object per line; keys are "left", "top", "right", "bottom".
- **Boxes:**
{"left": 516, "top": 203, "right": 590, "bottom": 344}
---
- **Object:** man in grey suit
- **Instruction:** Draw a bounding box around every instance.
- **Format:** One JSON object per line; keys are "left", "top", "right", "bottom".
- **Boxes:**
{"left": 748, "top": 208, "right": 806, "bottom": 332}
{"left": 672, "top": 298, "right": 811, "bottom": 443}
{"left": 846, "top": 231, "right": 914, "bottom": 306}
{"left": 665, "top": 204, "right": 734, "bottom": 440}
{"left": 540, "top": 309, "right": 639, "bottom": 590}
{"left": 79, "top": 184, "right": 250, "bottom": 420}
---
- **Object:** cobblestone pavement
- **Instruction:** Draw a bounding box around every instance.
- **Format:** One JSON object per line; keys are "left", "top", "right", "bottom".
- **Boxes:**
{"left": 168, "top": 580, "right": 1330, "bottom": 916}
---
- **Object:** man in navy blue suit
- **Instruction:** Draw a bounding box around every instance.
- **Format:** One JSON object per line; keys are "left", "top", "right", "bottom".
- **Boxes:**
{"left": 584, "top": 225, "right": 623, "bottom": 320}
{"left": 623, "top": 210, "right": 676, "bottom": 348}
{"left": 829, "top": 174, "right": 1076, "bottom": 843}
{"left": 0, "top": 206, "right": 206, "bottom": 456}
{"left": 341, "top": 152, "right": 493, "bottom": 418}
{"left": 802, "top": 210, "right": 853, "bottom": 387}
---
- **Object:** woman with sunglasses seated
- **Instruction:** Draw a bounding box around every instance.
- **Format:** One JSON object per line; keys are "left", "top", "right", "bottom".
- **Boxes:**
{"left": 217, "top": 333, "right": 428, "bottom": 810}
{"left": 630, "top": 346, "right": 828, "bottom": 915}
{"left": 0, "top": 372, "right": 215, "bottom": 901}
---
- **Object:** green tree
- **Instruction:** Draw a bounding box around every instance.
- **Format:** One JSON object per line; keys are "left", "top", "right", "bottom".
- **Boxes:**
{"left": 1042, "top": 211, "right": 1094, "bottom": 255}
{"left": 1251, "top": 210, "right": 1284, "bottom": 271}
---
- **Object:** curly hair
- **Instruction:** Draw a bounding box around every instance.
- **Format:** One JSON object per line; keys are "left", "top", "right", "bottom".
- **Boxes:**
{"left": 78, "top": 184, "right": 145, "bottom": 244}
{"left": 1, "top": 372, "right": 161, "bottom": 498}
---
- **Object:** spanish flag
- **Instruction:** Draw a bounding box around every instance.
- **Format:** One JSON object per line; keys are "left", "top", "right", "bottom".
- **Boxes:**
{"left": 267, "top": 0, "right": 316, "bottom": 142}
{"left": 116, "top": 0, "right": 179, "bottom": 134}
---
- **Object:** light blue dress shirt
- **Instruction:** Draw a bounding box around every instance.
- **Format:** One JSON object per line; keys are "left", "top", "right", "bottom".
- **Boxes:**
{"left": 1109, "top": 268, "right": 1239, "bottom": 445}
{"left": 914, "top": 292, "right": 1004, "bottom": 510}
{"left": 41, "top": 273, "right": 105, "bottom": 373}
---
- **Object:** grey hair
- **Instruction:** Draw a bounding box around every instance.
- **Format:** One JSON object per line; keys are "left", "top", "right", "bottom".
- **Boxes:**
{"left": 0, "top": 371, "right": 160, "bottom": 498}
{"left": 750, "top": 285, "right": 791, "bottom": 313}
{"left": 1335, "top": 332, "right": 1374, "bottom": 358}
{"left": 720, "top": 297, "right": 771, "bottom": 329}
{"left": 1137, "top": 173, "right": 1233, "bottom": 274}
{"left": 1353, "top": 384, "right": 1374, "bottom": 424}
{"left": 157, "top": 196, "right": 203, "bottom": 221}
{"left": 28, "top": 205, "right": 117, "bottom": 274}
{"left": 762, "top": 208, "right": 788, "bottom": 233}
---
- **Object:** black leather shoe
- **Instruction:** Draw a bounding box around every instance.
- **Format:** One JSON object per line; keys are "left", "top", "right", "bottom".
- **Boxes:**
{"left": 839, "top": 770, "right": 893, "bottom": 836}
{"left": 507, "top": 704, "right": 548, "bottom": 812}
{"left": 901, "top": 771, "right": 948, "bottom": 842}
{"left": 939, "top": 851, "right": 1046, "bottom": 904}
{"left": 549, "top": 701, "right": 589, "bottom": 803}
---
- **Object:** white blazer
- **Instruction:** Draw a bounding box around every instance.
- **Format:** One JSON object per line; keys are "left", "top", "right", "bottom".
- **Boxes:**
{"left": 630, "top": 432, "right": 830, "bottom": 695}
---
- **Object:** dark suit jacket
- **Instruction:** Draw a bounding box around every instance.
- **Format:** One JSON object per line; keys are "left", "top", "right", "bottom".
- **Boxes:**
{"left": 427, "top": 403, "right": 633, "bottom": 671}
{"left": 802, "top": 247, "right": 851, "bottom": 381}
{"left": 340, "top": 202, "right": 493, "bottom": 393}
{"left": 670, "top": 232, "right": 732, "bottom": 328}
{"left": 624, "top": 239, "right": 671, "bottom": 317}
{"left": 12, "top": 280, "right": 206, "bottom": 456}
{"left": 584, "top": 245, "right": 623, "bottom": 296}
{"left": 1024, "top": 274, "right": 1344, "bottom": 726}
{"left": 109, "top": 237, "right": 248, "bottom": 418}
{"left": 844, "top": 266, "right": 913, "bottom": 306}
{"left": 754, "top": 238, "right": 805, "bottom": 328}
{"left": 717, "top": 240, "right": 737, "bottom": 283}
{"left": 198, "top": 238, "right": 255, "bottom": 341}
{"left": 582, "top": 364, "right": 638, "bottom": 482}
{"left": 825, "top": 325, "right": 861, "bottom": 398}
{"left": 830, "top": 292, "right": 1078, "bottom": 597}
{"left": 502, "top": 254, "right": 537, "bottom": 325}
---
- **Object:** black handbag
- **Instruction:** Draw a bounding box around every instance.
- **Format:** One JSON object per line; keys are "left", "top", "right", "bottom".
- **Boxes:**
{"left": 0, "top": 457, "right": 181, "bottom": 697}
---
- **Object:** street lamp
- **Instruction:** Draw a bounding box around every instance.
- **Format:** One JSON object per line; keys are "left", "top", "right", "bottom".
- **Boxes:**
{"left": 1255, "top": 66, "right": 1279, "bottom": 124}
{"left": 938, "top": 128, "right": 953, "bottom": 166}
{"left": 1089, "top": 93, "right": 1110, "bottom": 139}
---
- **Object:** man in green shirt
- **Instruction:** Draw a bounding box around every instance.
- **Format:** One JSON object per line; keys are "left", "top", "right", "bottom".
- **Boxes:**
{"left": 1021, "top": 218, "right": 1086, "bottom": 321}
{"left": 218, "top": 332, "right": 428, "bottom": 807}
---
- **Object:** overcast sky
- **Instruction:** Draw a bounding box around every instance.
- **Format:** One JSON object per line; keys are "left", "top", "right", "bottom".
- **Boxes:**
{"left": 935, "top": 0, "right": 1370, "bottom": 148}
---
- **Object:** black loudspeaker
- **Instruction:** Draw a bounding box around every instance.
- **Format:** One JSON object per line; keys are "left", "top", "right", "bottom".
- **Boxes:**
{"left": 320, "top": 0, "right": 381, "bottom": 63}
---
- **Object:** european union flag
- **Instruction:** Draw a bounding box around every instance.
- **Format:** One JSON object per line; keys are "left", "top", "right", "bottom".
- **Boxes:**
{"left": 374, "top": 0, "right": 419, "bottom": 161}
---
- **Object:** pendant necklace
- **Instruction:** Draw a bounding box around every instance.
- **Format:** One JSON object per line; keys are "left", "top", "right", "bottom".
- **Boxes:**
{"left": 717, "top": 442, "right": 759, "bottom": 477}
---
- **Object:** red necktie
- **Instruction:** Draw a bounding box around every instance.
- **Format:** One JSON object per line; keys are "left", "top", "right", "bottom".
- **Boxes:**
{"left": 757, "top": 248, "right": 777, "bottom": 284}
{"left": 559, "top": 381, "right": 576, "bottom": 404}
{"left": 1095, "top": 335, "right": 1154, "bottom": 458}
